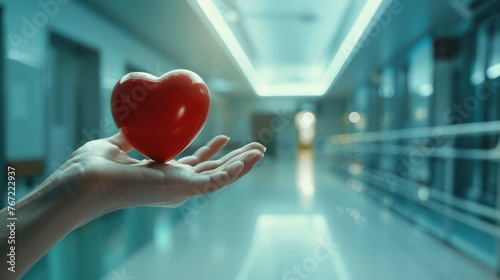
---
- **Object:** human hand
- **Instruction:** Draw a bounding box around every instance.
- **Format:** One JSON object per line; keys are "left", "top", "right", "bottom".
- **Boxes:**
{"left": 0, "top": 134, "right": 265, "bottom": 278}
{"left": 67, "top": 133, "right": 265, "bottom": 217}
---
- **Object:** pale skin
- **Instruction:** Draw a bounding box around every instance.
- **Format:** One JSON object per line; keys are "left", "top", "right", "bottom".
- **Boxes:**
{"left": 0, "top": 133, "right": 265, "bottom": 279}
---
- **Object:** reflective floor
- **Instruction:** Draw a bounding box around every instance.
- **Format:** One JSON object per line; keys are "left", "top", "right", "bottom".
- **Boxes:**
{"left": 102, "top": 150, "right": 499, "bottom": 280}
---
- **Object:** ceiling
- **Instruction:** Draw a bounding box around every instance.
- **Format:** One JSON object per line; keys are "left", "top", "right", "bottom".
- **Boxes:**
{"left": 78, "top": 0, "right": 464, "bottom": 99}
{"left": 190, "top": 0, "right": 387, "bottom": 97}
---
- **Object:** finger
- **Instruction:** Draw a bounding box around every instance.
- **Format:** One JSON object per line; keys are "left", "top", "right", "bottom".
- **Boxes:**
{"left": 202, "top": 161, "right": 245, "bottom": 193}
{"left": 179, "top": 161, "right": 243, "bottom": 198}
{"left": 149, "top": 159, "right": 248, "bottom": 206}
{"left": 103, "top": 133, "right": 140, "bottom": 164}
{"left": 229, "top": 151, "right": 264, "bottom": 184}
{"left": 110, "top": 149, "right": 142, "bottom": 164}
{"left": 101, "top": 143, "right": 141, "bottom": 164}
{"left": 200, "top": 150, "right": 263, "bottom": 185}
{"left": 148, "top": 198, "right": 187, "bottom": 208}
{"left": 218, "top": 142, "right": 266, "bottom": 162}
{"left": 194, "top": 142, "right": 265, "bottom": 173}
{"left": 206, "top": 150, "right": 263, "bottom": 190}
{"left": 213, "top": 150, "right": 263, "bottom": 185}
{"left": 198, "top": 149, "right": 257, "bottom": 174}
{"left": 193, "top": 160, "right": 223, "bottom": 173}
{"left": 105, "top": 132, "right": 135, "bottom": 153}
{"left": 177, "top": 135, "right": 230, "bottom": 166}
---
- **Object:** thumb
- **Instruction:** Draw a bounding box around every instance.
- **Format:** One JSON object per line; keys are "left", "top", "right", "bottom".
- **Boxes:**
{"left": 105, "top": 132, "right": 135, "bottom": 153}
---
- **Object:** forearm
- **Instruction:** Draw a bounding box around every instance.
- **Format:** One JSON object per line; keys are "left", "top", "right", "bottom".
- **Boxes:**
{"left": 0, "top": 163, "right": 100, "bottom": 279}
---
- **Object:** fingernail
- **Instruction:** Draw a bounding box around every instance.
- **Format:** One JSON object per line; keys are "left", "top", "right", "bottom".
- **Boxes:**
{"left": 263, "top": 146, "right": 267, "bottom": 152}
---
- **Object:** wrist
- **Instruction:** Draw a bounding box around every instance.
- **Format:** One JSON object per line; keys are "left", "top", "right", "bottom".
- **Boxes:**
{"left": 1, "top": 160, "right": 105, "bottom": 276}
{"left": 67, "top": 159, "right": 126, "bottom": 221}
{"left": 41, "top": 160, "right": 107, "bottom": 227}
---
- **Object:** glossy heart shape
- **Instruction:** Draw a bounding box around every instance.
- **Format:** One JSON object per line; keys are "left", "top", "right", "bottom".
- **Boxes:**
{"left": 111, "top": 69, "right": 210, "bottom": 162}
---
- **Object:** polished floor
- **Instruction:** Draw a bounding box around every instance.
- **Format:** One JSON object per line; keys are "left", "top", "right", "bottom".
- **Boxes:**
{"left": 102, "top": 150, "right": 499, "bottom": 280}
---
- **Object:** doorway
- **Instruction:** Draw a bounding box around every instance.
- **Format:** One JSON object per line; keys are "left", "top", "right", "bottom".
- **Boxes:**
{"left": 46, "top": 33, "right": 100, "bottom": 172}
{"left": 295, "top": 111, "right": 316, "bottom": 150}
{"left": 45, "top": 33, "right": 100, "bottom": 280}
{"left": 251, "top": 113, "right": 277, "bottom": 157}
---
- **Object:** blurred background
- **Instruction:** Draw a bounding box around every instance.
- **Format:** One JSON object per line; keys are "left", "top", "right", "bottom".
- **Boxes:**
{"left": 1, "top": 0, "right": 500, "bottom": 279}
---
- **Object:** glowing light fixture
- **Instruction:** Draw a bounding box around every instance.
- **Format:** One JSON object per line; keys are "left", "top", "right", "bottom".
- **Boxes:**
{"left": 418, "top": 83, "right": 434, "bottom": 97}
{"left": 189, "top": 0, "right": 386, "bottom": 96}
{"left": 379, "top": 65, "right": 396, "bottom": 98}
{"left": 471, "top": 23, "right": 487, "bottom": 85}
{"left": 487, "top": 20, "right": 500, "bottom": 79}
{"left": 417, "top": 187, "right": 430, "bottom": 201}
{"left": 487, "top": 63, "right": 500, "bottom": 79}
{"left": 408, "top": 36, "right": 434, "bottom": 97}
{"left": 348, "top": 112, "right": 361, "bottom": 123}
{"left": 299, "top": 112, "right": 315, "bottom": 128}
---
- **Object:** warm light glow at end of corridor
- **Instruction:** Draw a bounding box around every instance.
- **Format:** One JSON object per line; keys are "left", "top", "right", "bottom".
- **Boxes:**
{"left": 348, "top": 112, "right": 361, "bottom": 124}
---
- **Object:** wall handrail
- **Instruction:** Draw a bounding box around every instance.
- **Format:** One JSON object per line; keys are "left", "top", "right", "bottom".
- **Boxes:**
{"left": 330, "top": 160, "right": 500, "bottom": 238}
{"left": 328, "top": 145, "right": 500, "bottom": 161}
{"left": 330, "top": 120, "right": 500, "bottom": 144}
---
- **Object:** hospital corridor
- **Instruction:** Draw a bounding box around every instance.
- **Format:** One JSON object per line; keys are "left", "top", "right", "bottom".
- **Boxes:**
{"left": 98, "top": 150, "right": 498, "bottom": 280}
{"left": 1, "top": 0, "right": 500, "bottom": 279}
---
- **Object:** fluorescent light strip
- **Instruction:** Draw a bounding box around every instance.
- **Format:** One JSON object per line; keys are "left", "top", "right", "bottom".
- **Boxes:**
{"left": 321, "top": 0, "right": 383, "bottom": 89}
{"left": 255, "top": 82, "right": 326, "bottom": 96}
{"left": 487, "top": 63, "right": 500, "bottom": 79}
{"left": 196, "top": 0, "right": 259, "bottom": 85}
{"left": 194, "top": 0, "right": 384, "bottom": 97}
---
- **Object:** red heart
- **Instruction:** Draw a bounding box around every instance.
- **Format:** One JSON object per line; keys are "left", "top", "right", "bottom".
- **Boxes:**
{"left": 111, "top": 70, "right": 210, "bottom": 162}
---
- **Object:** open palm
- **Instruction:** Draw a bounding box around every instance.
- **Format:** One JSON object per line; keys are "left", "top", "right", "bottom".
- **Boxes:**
{"left": 70, "top": 133, "right": 265, "bottom": 212}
